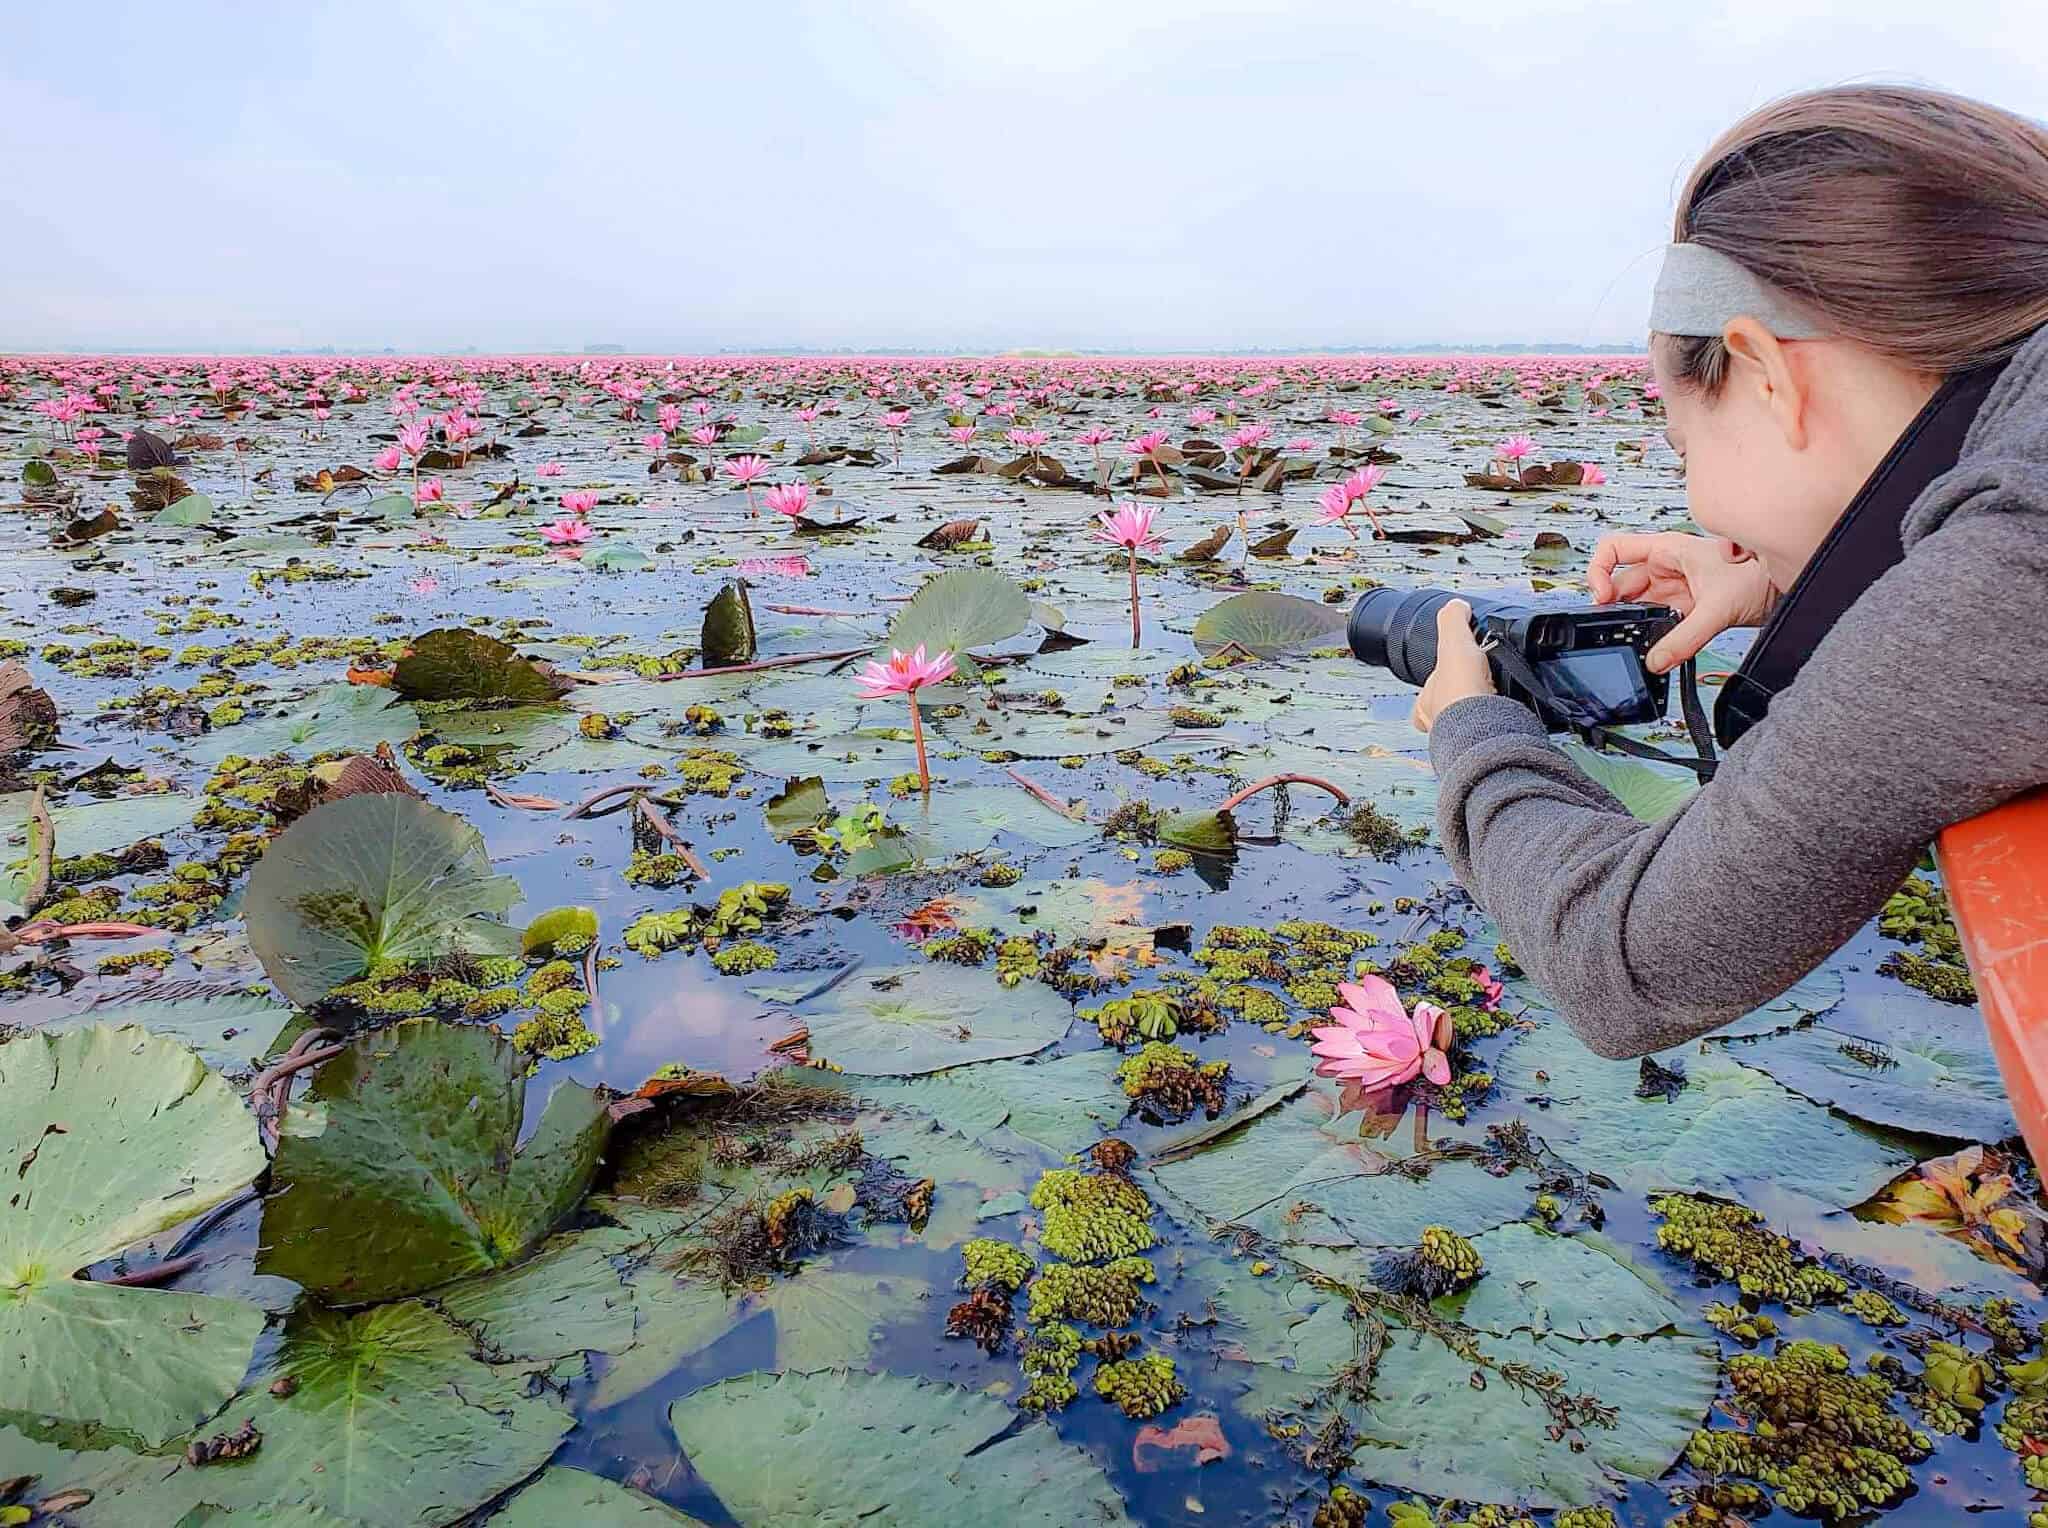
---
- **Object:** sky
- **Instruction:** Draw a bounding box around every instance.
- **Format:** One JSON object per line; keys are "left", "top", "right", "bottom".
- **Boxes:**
{"left": 3, "top": 0, "right": 2044, "bottom": 354}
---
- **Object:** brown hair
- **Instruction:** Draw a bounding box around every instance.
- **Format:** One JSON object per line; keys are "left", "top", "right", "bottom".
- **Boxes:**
{"left": 1661, "top": 86, "right": 2048, "bottom": 393}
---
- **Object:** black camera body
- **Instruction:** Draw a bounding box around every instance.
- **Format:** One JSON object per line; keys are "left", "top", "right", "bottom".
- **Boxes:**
{"left": 1348, "top": 588, "right": 1678, "bottom": 732}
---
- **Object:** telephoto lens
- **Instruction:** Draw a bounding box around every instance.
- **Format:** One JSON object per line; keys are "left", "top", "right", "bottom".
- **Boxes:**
{"left": 1346, "top": 587, "right": 1507, "bottom": 687}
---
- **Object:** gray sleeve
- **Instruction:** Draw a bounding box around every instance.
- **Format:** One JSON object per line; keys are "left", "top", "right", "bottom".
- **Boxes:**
{"left": 1426, "top": 504, "right": 2048, "bottom": 1059}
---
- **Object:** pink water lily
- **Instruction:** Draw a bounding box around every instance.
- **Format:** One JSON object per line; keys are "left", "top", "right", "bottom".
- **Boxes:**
{"left": 536, "top": 461, "right": 565, "bottom": 478}
{"left": 562, "top": 490, "right": 598, "bottom": 515}
{"left": 415, "top": 477, "right": 444, "bottom": 507}
{"left": 1093, "top": 499, "right": 1163, "bottom": 648}
{"left": 738, "top": 554, "right": 810, "bottom": 577}
{"left": 642, "top": 430, "right": 668, "bottom": 453}
{"left": 854, "top": 644, "right": 957, "bottom": 793}
{"left": 1311, "top": 975, "right": 1453, "bottom": 1090}
{"left": 878, "top": 408, "right": 911, "bottom": 463}
{"left": 1313, "top": 463, "right": 1387, "bottom": 539}
{"left": 1125, "top": 430, "right": 1171, "bottom": 489}
{"left": 947, "top": 425, "right": 977, "bottom": 446}
{"left": 723, "top": 453, "right": 771, "bottom": 513}
{"left": 1497, "top": 433, "right": 1535, "bottom": 461}
{"left": 1007, "top": 427, "right": 1050, "bottom": 452}
{"left": 373, "top": 444, "right": 402, "bottom": 472}
{"left": 541, "top": 517, "right": 593, "bottom": 545}
{"left": 1580, "top": 463, "right": 1608, "bottom": 487}
{"left": 764, "top": 480, "right": 813, "bottom": 519}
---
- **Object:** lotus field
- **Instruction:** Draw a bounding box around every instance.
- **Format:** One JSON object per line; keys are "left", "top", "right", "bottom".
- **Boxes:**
{"left": 0, "top": 353, "right": 2038, "bottom": 1527}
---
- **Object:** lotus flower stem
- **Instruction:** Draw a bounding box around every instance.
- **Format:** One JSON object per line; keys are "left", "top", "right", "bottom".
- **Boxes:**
{"left": 909, "top": 692, "right": 931, "bottom": 793}
{"left": 1215, "top": 773, "right": 1352, "bottom": 814}
{"left": 99, "top": 1253, "right": 202, "bottom": 1287}
{"left": 648, "top": 644, "right": 876, "bottom": 681}
{"left": 1128, "top": 548, "right": 1141, "bottom": 648}
{"left": 1006, "top": 767, "right": 1084, "bottom": 820}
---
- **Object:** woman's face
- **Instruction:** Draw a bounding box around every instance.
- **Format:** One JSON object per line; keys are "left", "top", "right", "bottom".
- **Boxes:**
{"left": 1653, "top": 330, "right": 1940, "bottom": 592}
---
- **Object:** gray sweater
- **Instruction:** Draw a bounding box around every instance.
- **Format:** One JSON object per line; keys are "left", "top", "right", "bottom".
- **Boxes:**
{"left": 1429, "top": 324, "right": 2048, "bottom": 1058}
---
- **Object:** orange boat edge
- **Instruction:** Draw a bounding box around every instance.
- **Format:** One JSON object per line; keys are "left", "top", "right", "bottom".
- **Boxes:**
{"left": 1937, "top": 786, "right": 2048, "bottom": 1170}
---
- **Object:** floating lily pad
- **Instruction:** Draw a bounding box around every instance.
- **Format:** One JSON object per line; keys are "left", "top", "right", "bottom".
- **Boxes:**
{"left": 1493, "top": 1027, "right": 1912, "bottom": 1207}
{"left": 392, "top": 627, "right": 571, "bottom": 704}
{"left": 1442, "top": 1223, "right": 1693, "bottom": 1339}
{"left": 800, "top": 963, "right": 1072, "bottom": 1074}
{"left": 1, "top": 789, "right": 199, "bottom": 915}
{"left": 901, "top": 784, "right": 1097, "bottom": 853}
{"left": 186, "top": 683, "right": 420, "bottom": 766}
{"left": 837, "top": 1048, "right": 1128, "bottom": 1154}
{"left": 494, "top": 1468, "right": 710, "bottom": 1526}
{"left": 1192, "top": 591, "right": 1346, "bottom": 659}
{"left": 65, "top": 985, "right": 295, "bottom": 1071}
{"left": 668, "top": 1370, "right": 1133, "bottom": 1527}
{"left": 243, "top": 794, "right": 522, "bottom": 1006}
{"left": 260, "top": 1020, "right": 610, "bottom": 1301}
{"left": 886, "top": 568, "right": 1031, "bottom": 660}
{"left": 1560, "top": 741, "right": 1700, "bottom": 822}
{"left": 0, "top": 1025, "right": 265, "bottom": 1445}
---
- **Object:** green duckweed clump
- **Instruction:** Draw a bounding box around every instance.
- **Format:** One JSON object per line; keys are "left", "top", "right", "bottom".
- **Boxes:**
{"left": 1116, "top": 1041, "right": 1229, "bottom": 1122}
{"left": 512, "top": 1004, "right": 599, "bottom": 1062}
{"left": 1702, "top": 1301, "right": 1778, "bottom": 1346}
{"left": 994, "top": 935, "right": 1042, "bottom": 988}
{"left": 1092, "top": 1351, "right": 1184, "bottom": 1418}
{"left": 525, "top": 959, "right": 579, "bottom": 998}
{"left": 1651, "top": 1193, "right": 1848, "bottom": 1307}
{"left": 1151, "top": 848, "right": 1193, "bottom": 874}
{"left": 1017, "top": 1322, "right": 1082, "bottom": 1412}
{"left": 1080, "top": 990, "right": 1181, "bottom": 1046}
{"left": 977, "top": 861, "right": 1023, "bottom": 888}
{"left": 1843, "top": 1289, "right": 1908, "bottom": 1328}
{"left": 1877, "top": 873, "right": 1975, "bottom": 1003}
{"left": 1310, "top": 1485, "right": 1370, "bottom": 1528}
{"left": 624, "top": 850, "right": 695, "bottom": 888}
{"left": 1341, "top": 801, "right": 1428, "bottom": 859}
{"left": 961, "top": 1238, "right": 1035, "bottom": 1293}
{"left": 1028, "top": 1167, "right": 1156, "bottom": 1264}
{"left": 1371, "top": 1224, "right": 1484, "bottom": 1298}
{"left": 1026, "top": 1258, "right": 1157, "bottom": 1327}
{"left": 709, "top": 940, "right": 779, "bottom": 976}
{"left": 1684, "top": 1339, "right": 1930, "bottom": 1518}
{"left": 704, "top": 882, "right": 789, "bottom": 938}
{"left": 96, "top": 948, "right": 174, "bottom": 976}
{"left": 923, "top": 930, "right": 992, "bottom": 966}
{"left": 624, "top": 909, "right": 698, "bottom": 959}
{"left": 676, "top": 749, "right": 746, "bottom": 796}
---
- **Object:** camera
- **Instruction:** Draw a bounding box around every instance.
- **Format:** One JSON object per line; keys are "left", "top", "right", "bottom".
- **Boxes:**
{"left": 1347, "top": 588, "right": 1679, "bottom": 732}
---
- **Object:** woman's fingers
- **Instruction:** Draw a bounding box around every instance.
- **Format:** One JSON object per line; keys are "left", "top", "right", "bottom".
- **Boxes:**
{"left": 1646, "top": 600, "right": 1731, "bottom": 674}
{"left": 1589, "top": 532, "right": 1669, "bottom": 602}
{"left": 1607, "top": 565, "right": 1655, "bottom": 602}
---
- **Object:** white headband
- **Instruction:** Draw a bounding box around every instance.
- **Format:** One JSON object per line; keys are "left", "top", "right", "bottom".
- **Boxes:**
{"left": 1649, "top": 242, "right": 1827, "bottom": 339}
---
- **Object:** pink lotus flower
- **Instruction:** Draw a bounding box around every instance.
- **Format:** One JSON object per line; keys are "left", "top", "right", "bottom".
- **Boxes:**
{"left": 1470, "top": 964, "right": 1505, "bottom": 1008}
{"left": 1076, "top": 426, "right": 1115, "bottom": 446}
{"left": 1497, "top": 434, "right": 1536, "bottom": 461}
{"left": 1126, "top": 430, "right": 1172, "bottom": 491}
{"left": 1007, "top": 427, "right": 1049, "bottom": 452}
{"left": 398, "top": 422, "right": 430, "bottom": 457}
{"left": 1580, "top": 463, "right": 1608, "bottom": 487}
{"left": 854, "top": 644, "right": 957, "bottom": 793}
{"left": 415, "top": 477, "right": 444, "bottom": 506}
{"left": 374, "top": 445, "right": 402, "bottom": 472}
{"left": 1188, "top": 407, "right": 1216, "bottom": 427}
{"left": 1284, "top": 437, "right": 1319, "bottom": 453}
{"left": 878, "top": 408, "right": 911, "bottom": 463}
{"left": 536, "top": 462, "right": 565, "bottom": 478}
{"left": 764, "top": 481, "right": 813, "bottom": 519}
{"left": 562, "top": 490, "right": 599, "bottom": 515}
{"left": 1343, "top": 464, "right": 1387, "bottom": 500}
{"left": 1092, "top": 499, "right": 1164, "bottom": 553}
{"left": 723, "top": 454, "right": 770, "bottom": 514}
{"left": 690, "top": 424, "right": 719, "bottom": 449}
{"left": 541, "top": 518, "right": 593, "bottom": 545}
{"left": 854, "top": 643, "right": 956, "bottom": 699}
{"left": 657, "top": 403, "right": 682, "bottom": 433}
{"left": 1225, "top": 423, "right": 1272, "bottom": 454}
{"left": 1311, "top": 976, "right": 1453, "bottom": 1090}
{"left": 409, "top": 574, "right": 440, "bottom": 595}
{"left": 947, "top": 425, "right": 977, "bottom": 446}
{"left": 642, "top": 430, "right": 668, "bottom": 453}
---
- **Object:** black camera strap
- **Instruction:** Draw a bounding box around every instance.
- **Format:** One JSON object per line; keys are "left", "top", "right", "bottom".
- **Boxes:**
{"left": 1486, "top": 640, "right": 1721, "bottom": 780}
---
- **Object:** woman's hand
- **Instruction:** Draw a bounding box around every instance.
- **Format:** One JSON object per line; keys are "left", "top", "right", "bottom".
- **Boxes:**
{"left": 1588, "top": 532, "right": 1778, "bottom": 674}
{"left": 1411, "top": 599, "right": 1497, "bottom": 733}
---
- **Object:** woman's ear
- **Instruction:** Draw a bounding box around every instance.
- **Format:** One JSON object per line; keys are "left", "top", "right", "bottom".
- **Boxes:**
{"left": 1721, "top": 316, "right": 1809, "bottom": 450}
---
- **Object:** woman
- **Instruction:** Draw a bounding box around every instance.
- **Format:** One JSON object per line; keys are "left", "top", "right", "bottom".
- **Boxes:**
{"left": 1411, "top": 85, "right": 2048, "bottom": 1058}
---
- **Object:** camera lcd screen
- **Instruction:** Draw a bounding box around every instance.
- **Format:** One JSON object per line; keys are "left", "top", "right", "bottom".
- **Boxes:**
{"left": 1533, "top": 647, "right": 1657, "bottom": 727}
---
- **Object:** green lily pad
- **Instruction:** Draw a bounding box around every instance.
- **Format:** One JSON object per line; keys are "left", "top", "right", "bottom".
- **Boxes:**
{"left": 63, "top": 985, "right": 295, "bottom": 1071}
{"left": 1492, "top": 1027, "right": 1912, "bottom": 1207}
{"left": 800, "top": 963, "right": 1072, "bottom": 1075}
{"left": 1192, "top": 591, "right": 1346, "bottom": 659}
{"left": 243, "top": 794, "right": 521, "bottom": 1006}
{"left": 194, "top": 1300, "right": 572, "bottom": 1525}
{"left": 584, "top": 542, "right": 653, "bottom": 573}
{"left": 1, "top": 790, "right": 200, "bottom": 915}
{"left": 930, "top": 705, "right": 1178, "bottom": 760}
{"left": 1442, "top": 1223, "right": 1693, "bottom": 1339}
{"left": 764, "top": 776, "right": 830, "bottom": 840}
{"left": 521, "top": 904, "right": 598, "bottom": 959}
{"left": 701, "top": 581, "right": 757, "bottom": 667}
{"left": 1158, "top": 807, "right": 1237, "bottom": 854}
{"left": 492, "top": 1468, "right": 711, "bottom": 1526}
{"left": 900, "top": 785, "right": 1098, "bottom": 854}
{"left": 668, "top": 1370, "right": 1133, "bottom": 1526}
{"left": 838, "top": 1049, "right": 1130, "bottom": 1155}
{"left": 1718, "top": 993, "right": 2015, "bottom": 1142}
{"left": 0, "top": 1025, "right": 265, "bottom": 1446}
{"left": 392, "top": 627, "right": 571, "bottom": 705}
{"left": 154, "top": 492, "right": 214, "bottom": 527}
{"left": 1151, "top": 1080, "right": 1529, "bottom": 1248}
{"left": 1560, "top": 741, "right": 1700, "bottom": 822}
{"left": 186, "top": 683, "right": 420, "bottom": 766}
{"left": 260, "top": 1020, "right": 610, "bottom": 1302}
{"left": 433, "top": 1219, "right": 639, "bottom": 1362}
{"left": 886, "top": 568, "right": 1031, "bottom": 659}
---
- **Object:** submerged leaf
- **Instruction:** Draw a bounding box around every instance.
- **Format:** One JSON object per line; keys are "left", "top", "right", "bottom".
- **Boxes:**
{"left": 260, "top": 1019, "right": 610, "bottom": 1302}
